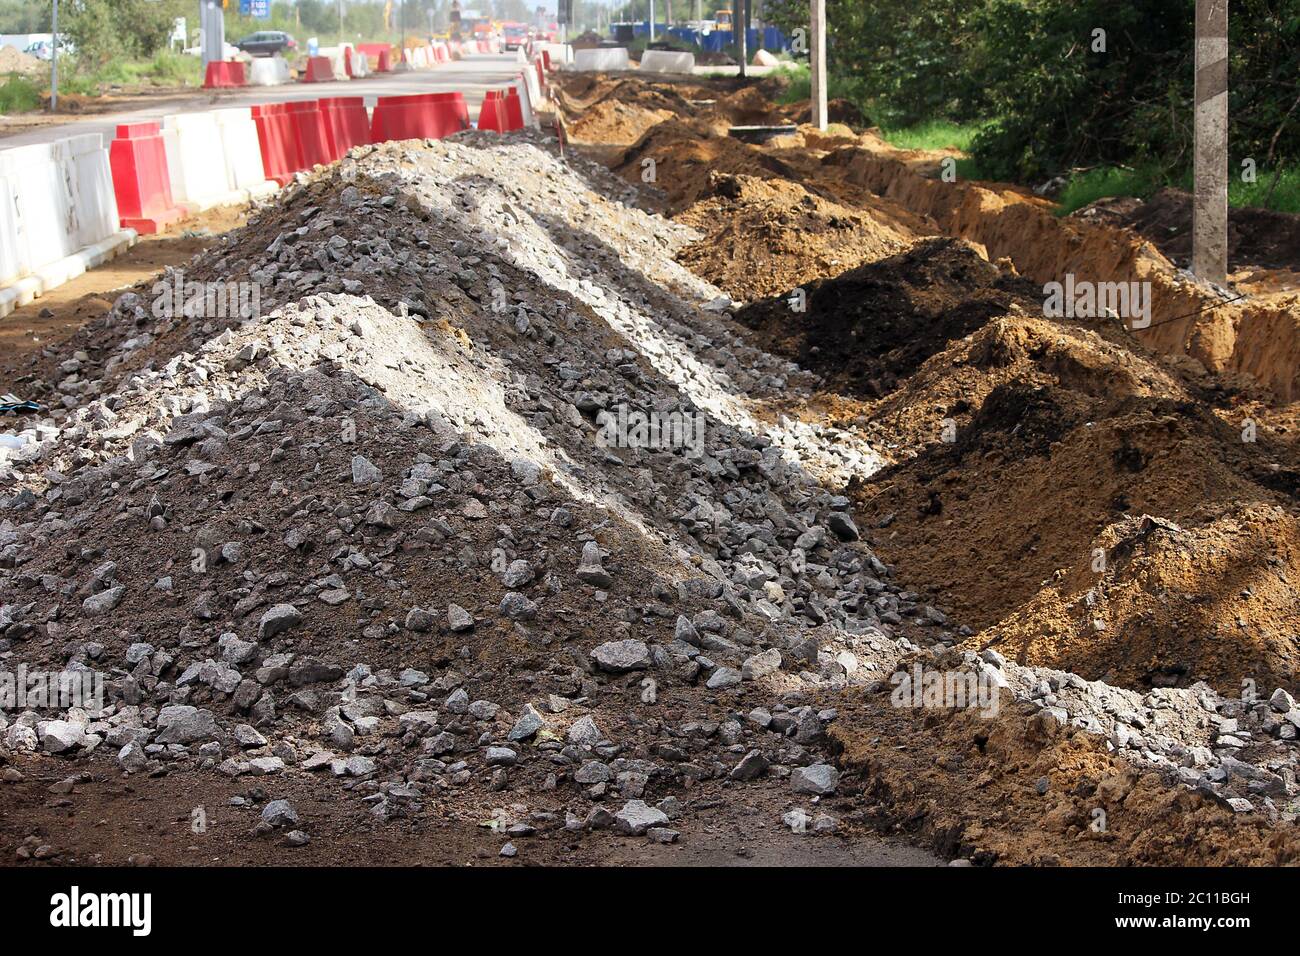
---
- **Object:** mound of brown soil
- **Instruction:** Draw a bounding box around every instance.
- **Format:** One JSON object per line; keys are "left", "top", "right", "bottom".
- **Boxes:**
{"left": 982, "top": 506, "right": 1300, "bottom": 694}
{"left": 0, "top": 44, "right": 42, "bottom": 75}
{"left": 850, "top": 310, "right": 1300, "bottom": 692}
{"left": 568, "top": 99, "right": 679, "bottom": 146}
{"left": 733, "top": 238, "right": 1042, "bottom": 397}
{"left": 784, "top": 97, "right": 869, "bottom": 128}
{"left": 675, "top": 171, "right": 920, "bottom": 301}
{"left": 613, "top": 119, "right": 811, "bottom": 213}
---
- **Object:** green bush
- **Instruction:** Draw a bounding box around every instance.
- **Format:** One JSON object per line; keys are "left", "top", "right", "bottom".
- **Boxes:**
{"left": 0, "top": 73, "right": 40, "bottom": 114}
{"left": 768, "top": 1, "right": 1300, "bottom": 188}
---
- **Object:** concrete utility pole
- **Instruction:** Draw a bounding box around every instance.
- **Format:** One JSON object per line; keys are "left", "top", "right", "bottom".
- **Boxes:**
{"left": 649, "top": 0, "right": 655, "bottom": 41}
{"left": 1193, "top": 0, "right": 1228, "bottom": 283}
{"left": 809, "top": 0, "right": 826, "bottom": 130}
{"left": 49, "top": 0, "right": 58, "bottom": 111}
{"left": 737, "top": 0, "right": 746, "bottom": 77}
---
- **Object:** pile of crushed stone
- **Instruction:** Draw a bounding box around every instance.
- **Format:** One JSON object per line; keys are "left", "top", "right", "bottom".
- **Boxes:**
{"left": 0, "top": 130, "right": 935, "bottom": 860}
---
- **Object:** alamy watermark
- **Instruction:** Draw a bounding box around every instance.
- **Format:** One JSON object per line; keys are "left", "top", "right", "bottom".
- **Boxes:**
{"left": 1043, "top": 274, "right": 1151, "bottom": 329}
{"left": 890, "top": 663, "right": 1001, "bottom": 718}
{"left": 596, "top": 403, "right": 706, "bottom": 457}
{"left": 0, "top": 666, "right": 104, "bottom": 711}
{"left": 151, "top": 269, "right": 262, "bottom": 320}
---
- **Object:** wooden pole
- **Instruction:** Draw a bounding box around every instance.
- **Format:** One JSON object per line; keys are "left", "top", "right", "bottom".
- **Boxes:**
{"left": 1193, "top": 0, "right": 1228, "bottom": 283}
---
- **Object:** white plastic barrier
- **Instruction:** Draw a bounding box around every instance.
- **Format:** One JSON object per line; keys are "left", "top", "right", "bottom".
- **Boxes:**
{"left": 537, "top": 42, "right": 574, "bottom": 65}
{"left": 520, "top": 63, "right": 542, "bottom": 114}
{"left": 350, "top": 48, "right": 370, "bottom": 77}
{"left": 248, "top": 55, "right": 291, "bottom": 86}
{"left": 0, "top": 134, "right": 135, "bottom": 317}
{"left": 573, "top": 47, "right": 629, "bottom": 71}
{"left": 639, "top": 50, "right": 695, "bottom": 73}
{"left": 213, "top": 107, "right": 278, "bottom": 200}
{"left": 162, "top": 113, "right": 232, "bottom": 211}
{"left": 163, "top": 110, "right": 278, "bottom": 214}
{"left": 317, "top": 46, "right": 352, "bottom": 80}
{"left": 513, "top": 74, "right": 536, "bottom": 128}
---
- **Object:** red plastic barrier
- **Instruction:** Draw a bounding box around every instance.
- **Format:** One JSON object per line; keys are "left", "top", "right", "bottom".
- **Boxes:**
{"left": 251, "top": 103, "right": 305, "bottom": 185}
{"left": 318, "top": 96, "right": 372, "bottom": 161}
{"left": 534, "top": 57, "right": 545, "bottom": 90}
{"left": 300, "top": 56, "right": 335, "bottom": 83}
{"left": 370, "top": 92, "right": 470, "bottom": 142}
{"left": 502, "top": 88, "right": 524, "bottom": 131}
{"left": 203, "top": 60, "right": 247, "bottom": 89}
{"left": 356, "top": 43, "right": 392, "bottom": 72}
{"left": 284, "top": 99, "right": 333, "bottom": 167}
{"left": 109, "top": 122, "right": 185, "bottom": 234}
{"left": 540, "top": 50, "right": 552, "bottom": 71}
{"left": 477, "top": 91, "right": 507, "bottom": 132}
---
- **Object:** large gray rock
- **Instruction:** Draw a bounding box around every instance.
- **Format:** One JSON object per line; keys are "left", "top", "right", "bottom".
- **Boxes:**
{"left": 566, "top": 715, "right": 603, "bottom": 748}
{"left": 262, "top": 799, "right": 299, "bottom": 827}
{"left": 448, "top": 603, "right": 474, "bottom": 632}
{"left": 258, "top": 603, "right": 302, "bottom": 640}
{"left": 507, "top": 704, "right": 546, "bottom": 742}
{"left": 37, "top": 720, "right": 87, "bottom": 754}
{"left": 155, "top": 705, "right": 219, "bottom": 745}
{"left": 791, "top": 763, "right": 840, "bottom": 795}
{"left": 729, "top": 749, "right": 770, "bottom": 781}
{"left": 351, "top": 455, "right": 381, "bottom": 485}
{"left": 742, "top": 648, "right": 782, "bottom": 681}
{"left": 591, "top": 639, "right": 650, "bottom": 673}
{"left": 82, "top": 585, "right": 125, "bottom": 617}
{"left": 575, "top": 541, "right": 613, "bottom": 588}
{"left": 614, "top": 799, "right": 669, "bottom": 835}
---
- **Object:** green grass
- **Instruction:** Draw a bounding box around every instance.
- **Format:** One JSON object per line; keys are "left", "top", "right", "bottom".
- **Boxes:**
{"left": 878, "top": 119, "right": 985, "bottom": 152}
{"left": 1055, "top": 164, "right": 1300, "bottom": 215}
{"left": 1055, "top": 165, "right": 1166, "bottom": 214}
{"left": 1227, "top": 167, "right": 1300, "bottom": 214}
{"left": 0, "top": 72, "right": 40, "bottom": 113}
{"left": 775, "top": 63, "right": 868, "bottom": 111}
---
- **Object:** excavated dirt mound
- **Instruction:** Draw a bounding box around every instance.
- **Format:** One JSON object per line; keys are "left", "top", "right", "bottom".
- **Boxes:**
{"left": 734, "top": 239, "right": 1043, "bottom": 397}
{"left": 568, "top": 99, "right": 680, "bottom": 146}
{"left": 845, "top": 317, "right": 1298, "bottom": 693}
{"left": 613, "top": 119, "right": 812, "bottom": 214}
{"left": 0, "top": 45, "right": 43, "bottom": 75}
{"left": 983, "top": 506, "right": 1300, "bottom": 694}
{"left": 1075, "top": 187, "right": 1300, "bottom": 273}
{"left": 547, "top": 69, "right": 1300, "bottom": 861}
{"left": 675, "top": 171, "right": 920, "bottom": 302}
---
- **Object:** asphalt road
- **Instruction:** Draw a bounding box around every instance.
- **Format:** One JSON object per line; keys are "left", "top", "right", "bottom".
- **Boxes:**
{"left": 0, "top": 53, "right": 530, "bottom": 149}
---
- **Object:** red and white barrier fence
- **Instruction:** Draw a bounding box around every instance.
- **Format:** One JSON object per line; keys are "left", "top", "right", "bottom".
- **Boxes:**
{"left": 1, "top": 68, "right": 537, "bottom": 315}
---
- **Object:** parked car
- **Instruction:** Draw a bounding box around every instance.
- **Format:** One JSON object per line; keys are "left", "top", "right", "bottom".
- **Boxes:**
{"left": 501, "top": 23, "right": 529, "bottom": 50}
{"left": 233, "top": 31, "right": 296, "bottom": 57}
{"left": 182, "top": 41, "right": 241, "bottom": 60}
{"left": 24, "top": 38, "right": 73, "bottom": 60}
